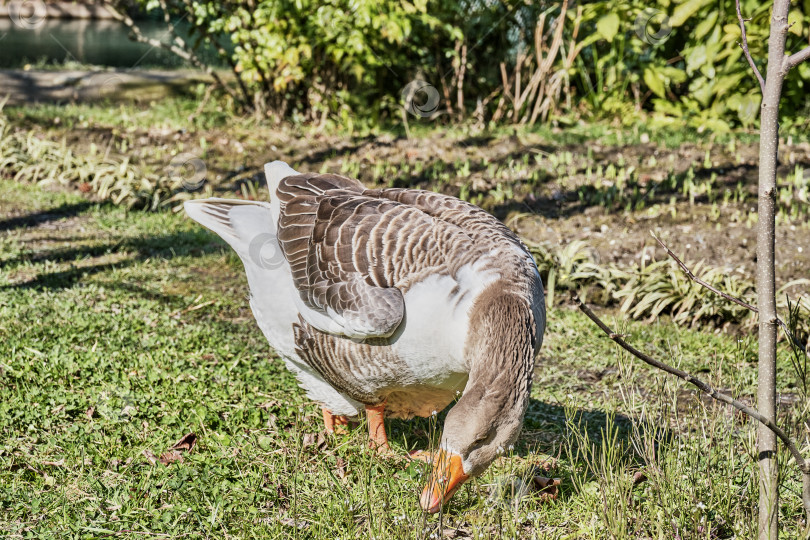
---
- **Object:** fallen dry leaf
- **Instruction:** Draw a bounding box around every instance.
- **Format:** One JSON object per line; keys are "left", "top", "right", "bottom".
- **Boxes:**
{"left": 259, "top": 400, "right": 280, "bottom": 410}
{"left": 538, "top": 457, "right": 558, "bottom": 472}
{"left": 144, "top": 433, "right": 198, "bottom": 467}
{"left": 280, "top": 517, "right": 309, "bottom": 529}
{"left": 170, "top": 433, "right": 197, "bottom": 453}
{"left": 154, "top": 432, "right": 198, "bottom": 465}
{"left": 532, "top": 476, "right": 562, "bottom": 501}
{"left": 335, "top": 456, "right": 347, "bottom": 479}
{"left": 302, "top": 432, "right": 326, "bottom": 450}
{"left": 159, "top": 450, "right": 184, "bottom": 465}
{"left": 443, "top": 523, "right": 472, "bottom": 538}
{"left": 142, "top": 449, "right": 158, "bottom": 466}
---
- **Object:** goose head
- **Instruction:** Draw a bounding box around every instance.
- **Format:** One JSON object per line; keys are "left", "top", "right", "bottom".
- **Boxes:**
{"left": 419, "top": 286, "right": 542, "bottom": 513}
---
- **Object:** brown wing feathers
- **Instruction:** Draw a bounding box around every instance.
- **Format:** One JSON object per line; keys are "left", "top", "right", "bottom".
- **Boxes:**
{"left": 365, "top": 188, "right": 527, "bottom": 252}
{"left": 277, "top": 174, "right": 411, "bottom": 337}
{"left": 274, "top": 172, "right": 530, "bottom": 339}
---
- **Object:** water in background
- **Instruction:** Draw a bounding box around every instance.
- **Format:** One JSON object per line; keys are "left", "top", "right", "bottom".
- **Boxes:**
{"left": 0, "top": 18, "right": 224, "bottom": 69}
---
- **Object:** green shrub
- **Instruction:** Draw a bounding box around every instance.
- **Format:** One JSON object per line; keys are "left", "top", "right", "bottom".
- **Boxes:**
{"left": 116, "top": 0, "right": 810, "bottom": 128}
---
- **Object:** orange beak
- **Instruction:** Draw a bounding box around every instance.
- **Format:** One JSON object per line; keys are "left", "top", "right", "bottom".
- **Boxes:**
{"left": 418, "top": 450, "right": 470, "bottom": 513}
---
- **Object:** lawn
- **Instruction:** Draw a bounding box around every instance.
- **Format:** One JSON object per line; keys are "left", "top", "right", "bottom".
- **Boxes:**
{"left": 1, "top": 177, "right": 808, "bottom": 539}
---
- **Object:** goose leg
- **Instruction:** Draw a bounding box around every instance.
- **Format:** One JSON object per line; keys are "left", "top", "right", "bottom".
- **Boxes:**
{"left": 365, "top": 403, "right": 389, "bottom": 452}
{"left": 322, "top": 408, "right": 350, "bottom": 434}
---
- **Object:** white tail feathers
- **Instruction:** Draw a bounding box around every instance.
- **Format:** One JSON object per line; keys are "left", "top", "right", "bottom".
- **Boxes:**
{"left": 264, "top": 160, "right": 299, "bottom": 185}
{"left": 264, "top": 161, "right": 300, "bottom": 218}
{"left": 183, "top": 198, "right": 278, "bottom": 264}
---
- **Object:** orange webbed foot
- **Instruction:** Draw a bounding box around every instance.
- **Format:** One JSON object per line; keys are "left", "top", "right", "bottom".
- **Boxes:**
{"left": 322, "top": 408, "right": 351, "bottom": 435}
{"left": 407, "top": 449, "right": 434, "bottom": 463}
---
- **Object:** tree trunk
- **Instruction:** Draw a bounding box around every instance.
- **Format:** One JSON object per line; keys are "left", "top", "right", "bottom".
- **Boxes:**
{"left": 757, "top": 1, "right": 791, "bottom": 538}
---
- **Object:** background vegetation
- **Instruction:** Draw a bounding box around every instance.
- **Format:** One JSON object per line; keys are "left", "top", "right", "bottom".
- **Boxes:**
{"left": 114, "top": 0, "right": 810, "bottom": 131}
{"left": 2, "top": 0, "right": 810, "bottom": 536}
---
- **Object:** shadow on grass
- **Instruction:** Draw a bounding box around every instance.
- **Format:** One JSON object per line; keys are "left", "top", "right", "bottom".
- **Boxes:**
{"left": 0, "top": 201, "right": 95, "bottom": 232}
{"left": 297, "top": 134, "right": 401, "bottom": 166}
{"left": 386, "top": 397, "right": 667, "bottom": 509}
{"left": 388, "top": 397, "right": 655, "bottom": 461}
{"left": 1, "top": 203, "right": 227, "bottom": 291}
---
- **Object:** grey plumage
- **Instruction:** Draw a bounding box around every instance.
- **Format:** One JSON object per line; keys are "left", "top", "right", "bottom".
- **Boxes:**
{"left": 184, "top": 162, "right": 547, "bottom": 505}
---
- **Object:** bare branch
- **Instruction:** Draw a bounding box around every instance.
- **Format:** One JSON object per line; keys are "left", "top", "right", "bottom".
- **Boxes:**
{"left": 652, "top": 232, "right": 758, "bottom": 312}
{"left": 735, "top": 0, "right": 765, "bottom": 93}
{"left": 805, "top": 475, "right": 810, "bottom": 527}
{"left": 785, "top": 45, "right": 810, "bottom": 71}
{"left": 651, "top": 232, "right": 808, "bottom": 355}
{"left": 572, "top": 292, "right": 809, "bottom": 477}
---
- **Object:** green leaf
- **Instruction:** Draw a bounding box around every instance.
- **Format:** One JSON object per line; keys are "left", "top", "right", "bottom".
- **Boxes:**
{"left": 659, "top": 66, "right": 688, "bottom": 83}
{"left": 689, "top": 116, "right": 731, "bottom": 132}
{"left": 788, "top": 10, "right": 804, "bottom": 36}
{"left": 723, "top": 23, "right": 742, "bottom": 38}
{"left": 693, "top": 11, "right": 718, "bottom": 40}
{"left": 735, "top": 93, "right": 761, "bottom": 124}
{"left": 712, "top": 72, "right": 745, "bottom": 96}
{"left": 597, "top": 13, "right": 621, "bottom": 42}
{"left": 684, "top": 44, "right": 708, "bottom": 75}
{"left": 644, "top": 67, "right": 667, "bottom": 98}
{"left": 669, "top": 0, "right": 712, "bottom": 27}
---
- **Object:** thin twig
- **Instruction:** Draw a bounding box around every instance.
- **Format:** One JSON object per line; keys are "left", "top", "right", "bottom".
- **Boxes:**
{"left": 651, "top": 232, "right": 808, "bottom": 355}
{"left": 735, "top": 0, "right": 765, "bottom": 93}
{"left": 652, "top": 232, "right": 758, "bottom": 312}
{"left": 785, "top": 45, "right": 810, "bottom": 71}
{"left": 572, "top": 292, "right": 809, "bottom": 478}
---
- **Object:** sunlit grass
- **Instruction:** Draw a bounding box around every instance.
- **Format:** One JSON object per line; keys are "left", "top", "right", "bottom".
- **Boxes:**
{"left": 0, "top": 179, "right": 808, "bottom": 538}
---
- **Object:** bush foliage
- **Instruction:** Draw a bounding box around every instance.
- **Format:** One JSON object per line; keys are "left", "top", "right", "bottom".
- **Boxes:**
{"left": 113, "top": 1, "right": 801, "bottom": 127}
{"left": 122, "top": 0, "right": 810, "bottom": 128}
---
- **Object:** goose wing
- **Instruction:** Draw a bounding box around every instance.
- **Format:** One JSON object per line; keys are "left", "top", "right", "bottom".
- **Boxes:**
{"left": 275, "top": 174, "right": 483, "bottom": 340}
{"left": 363, "top": 188, "right": 529, "bottom": 255}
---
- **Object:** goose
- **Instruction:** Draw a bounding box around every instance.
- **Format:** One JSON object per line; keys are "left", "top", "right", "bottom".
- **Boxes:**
{"left": 184, "top": 161, "right": 546, "bottom": 513}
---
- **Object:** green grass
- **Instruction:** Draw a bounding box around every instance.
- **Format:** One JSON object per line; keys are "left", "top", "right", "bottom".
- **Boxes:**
{"left": 1, "top": 179, "right": 808, "bottom": 539}
{"left": 5, "top": 94, "right": 236, "bottom": 133}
